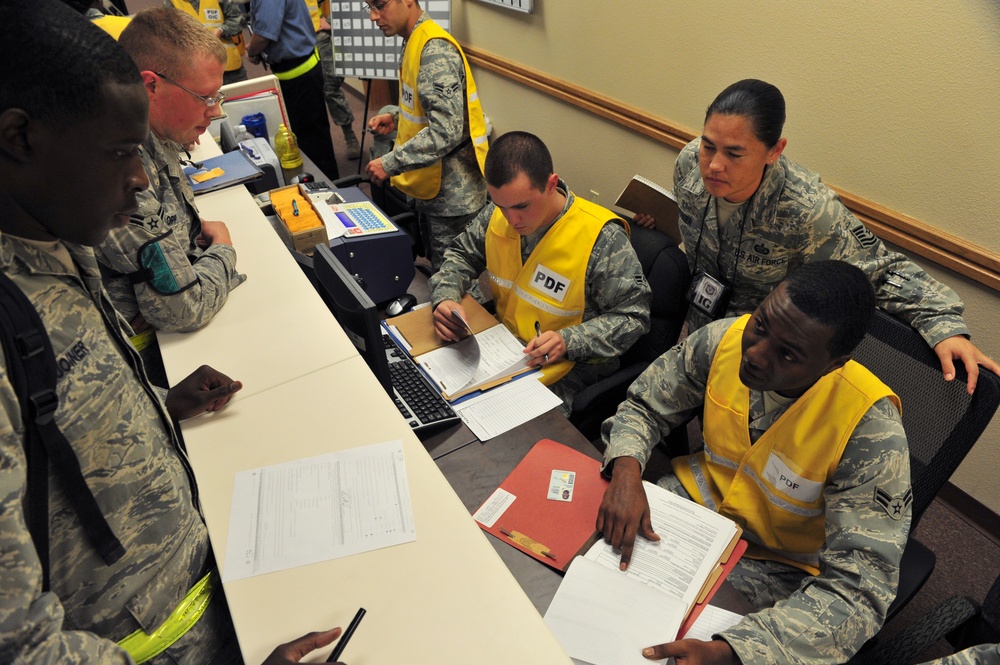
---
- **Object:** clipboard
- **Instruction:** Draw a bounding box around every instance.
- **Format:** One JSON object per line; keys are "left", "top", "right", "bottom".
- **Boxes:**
{"left": 386, "top": 294, "right": 498, "bottom": 356}
{"left": 183, "top": 149, "right": 262, "bottom": 195}
{"left": 472, "top": 439, "right": 609, "bottom": 572}
{"left": 386, "top": 295, "right": 536, "bottom": 400}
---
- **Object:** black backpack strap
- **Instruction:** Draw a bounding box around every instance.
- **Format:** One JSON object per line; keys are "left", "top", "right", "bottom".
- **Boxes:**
{"left": 0, "top": 270, "right": 125, "bottom": 591}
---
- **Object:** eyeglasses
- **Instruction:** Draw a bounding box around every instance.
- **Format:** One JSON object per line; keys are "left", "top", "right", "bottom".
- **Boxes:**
{"left": 155, "top": 72, "right": 226, "bottom": 108}
{"left": 363, "top": 0, "right": 391, "bottom": 15}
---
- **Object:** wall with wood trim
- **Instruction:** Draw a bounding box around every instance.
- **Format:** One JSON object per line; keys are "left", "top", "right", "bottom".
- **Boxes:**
{"left": 447, "top": 0, "right": 1000, "bottom": 512}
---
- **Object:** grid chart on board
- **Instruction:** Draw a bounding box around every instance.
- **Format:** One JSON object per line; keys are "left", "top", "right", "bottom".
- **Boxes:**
{"left": 474, "top": 0, "right": 533, "bottom": 13}
{"left": 331, "top": 1, "right": 452, "bottom": 80}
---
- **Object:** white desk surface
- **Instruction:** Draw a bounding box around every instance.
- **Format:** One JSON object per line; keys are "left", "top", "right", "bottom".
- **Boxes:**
{"left": 156, "top": 183, "right": 359, "bottom": 399}
{"left": 181, "top": 357, "right": 572, "bottom": 664}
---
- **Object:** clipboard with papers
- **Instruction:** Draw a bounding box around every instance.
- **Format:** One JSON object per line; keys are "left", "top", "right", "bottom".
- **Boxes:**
{"left": 183, "top": 149, "right": 263, "bottom": 195}
{"left": 385, "top": 295, "right": 537, "bottom": 401}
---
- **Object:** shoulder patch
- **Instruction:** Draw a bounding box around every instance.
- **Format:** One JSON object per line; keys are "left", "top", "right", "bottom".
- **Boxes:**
{"left": 849, "top": 223, "right": 879, "bottom": 249}
{"left": 433, "top": 81, "right": 461, "bottom": 97}
{"left": 873, "top": 486, "right": 912, "bottom": 521}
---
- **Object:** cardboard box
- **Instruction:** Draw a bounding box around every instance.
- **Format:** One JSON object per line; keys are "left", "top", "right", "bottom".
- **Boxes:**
{"left": 270, "top": 185, "right": 327, "bottom": 254}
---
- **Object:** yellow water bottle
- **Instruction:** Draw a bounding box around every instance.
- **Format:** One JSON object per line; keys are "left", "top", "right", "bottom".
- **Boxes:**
{"left": 274, "top": 123, "right": 303, "bottom": 169}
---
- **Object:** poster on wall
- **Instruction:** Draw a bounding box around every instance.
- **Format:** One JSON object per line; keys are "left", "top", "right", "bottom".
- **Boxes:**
{"left": 474, "top": 0, "right": 533, "bottom": 13}
{"left": 331, "top": 1, "right": 453, "bottom": 80}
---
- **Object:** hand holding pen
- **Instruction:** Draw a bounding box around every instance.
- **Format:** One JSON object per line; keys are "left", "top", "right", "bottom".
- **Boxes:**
{"left": 533, "top": 321, "right": 549, "bottom": 364}
{"left": 259, "top": 608, "right": 365, "bottom": 665}
{"left": 527, "top": 321, "right": 566, "bottom": 368}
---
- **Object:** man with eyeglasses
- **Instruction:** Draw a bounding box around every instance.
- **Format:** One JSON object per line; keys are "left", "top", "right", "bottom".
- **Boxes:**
{"left": 95, "top": 6, "right": 247, "bottom": 386}
{"left": 364, "top": 0, "right": 489, "bottom": 279}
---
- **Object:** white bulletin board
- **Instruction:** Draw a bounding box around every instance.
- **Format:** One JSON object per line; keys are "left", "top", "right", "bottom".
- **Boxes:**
{"left": 474, "top": 0, "right": 533, "bottom": 13}
{"left": 331, "top": 1, "right": 453, "bottom": 80}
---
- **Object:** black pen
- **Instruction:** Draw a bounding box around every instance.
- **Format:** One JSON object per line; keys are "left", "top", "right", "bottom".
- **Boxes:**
{"left": 534, "top": 320, "right": 549, "bottom": 363}
{"left": 327, "top": 607, "right": 366, "bottom": 662}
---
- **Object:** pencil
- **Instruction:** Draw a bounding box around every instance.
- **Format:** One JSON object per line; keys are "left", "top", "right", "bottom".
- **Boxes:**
{"left": 326, "top": 607, "right": 366, "bottom": 662}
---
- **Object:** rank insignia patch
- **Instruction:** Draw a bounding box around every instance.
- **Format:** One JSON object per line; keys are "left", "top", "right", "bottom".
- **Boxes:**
{"left": 850, "top": 224, "right": 879, "bottom": 248}
{"left": 874, "top": 486, "right": 912, "bottom": 521}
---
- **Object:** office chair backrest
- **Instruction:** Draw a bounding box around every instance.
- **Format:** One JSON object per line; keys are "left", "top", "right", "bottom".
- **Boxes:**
{"left": 623, "top": 226, "right": 690, "bottom": 365}
{"left": 851, "top": 309, "right": 1000, "bottom": 530}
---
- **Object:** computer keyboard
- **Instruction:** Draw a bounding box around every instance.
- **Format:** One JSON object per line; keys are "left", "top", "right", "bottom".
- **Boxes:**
{"left": 383, "top": 334, "right": 460, "bottom": 435}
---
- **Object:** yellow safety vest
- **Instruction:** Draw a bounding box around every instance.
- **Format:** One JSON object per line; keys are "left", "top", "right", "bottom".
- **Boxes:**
{"left": 672, "top": 315, "right": 900, "bottom": 575}
{"left": 170, "top": 0, "right": 246, "bottom": 72}
{"left": 392, "top": 20, "right": 489, "bottom": 200}
{"left": 485, "top": 197, "right": 624, "bottom": 385}
{"left": 91, "top": 14, "right": 131, "bottom": 39}
{"left": 117, "top": 570, "right": 218, "bottom": 664}
{"left": 305, "top": 0, "right": 328, "bottom": 32}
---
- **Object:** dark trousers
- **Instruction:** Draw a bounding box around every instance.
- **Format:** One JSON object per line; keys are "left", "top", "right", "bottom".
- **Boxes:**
{"left": 278, "top": 64, "right": 340, "bottom": 181}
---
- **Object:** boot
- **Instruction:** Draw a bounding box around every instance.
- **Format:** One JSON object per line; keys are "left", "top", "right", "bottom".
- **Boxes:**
{"left": 342, "top": 126, "right": 361, "bottom": 160}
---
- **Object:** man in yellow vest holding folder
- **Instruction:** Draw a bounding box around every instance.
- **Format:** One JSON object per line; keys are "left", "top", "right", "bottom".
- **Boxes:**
{"left": 598, "top": 261, "right": 911, "bottom": 665}
{"left": 364, "top": 0, "right": 489, "bottom": 274}
{"left": 429, "top": 132, "right": 650, "bottom": 412}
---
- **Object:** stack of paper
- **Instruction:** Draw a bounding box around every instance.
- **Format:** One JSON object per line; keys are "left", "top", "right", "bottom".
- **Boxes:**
{"left": 544, "top": 481, "right": 745, "bottom": 664}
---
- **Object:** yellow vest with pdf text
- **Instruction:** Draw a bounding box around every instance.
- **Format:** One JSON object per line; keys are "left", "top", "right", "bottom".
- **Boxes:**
{"left": 392, "top": 20, "right": 489, "bottom": 200}
{"left": 485, "top": 197, "right": 624, "bottom": 385}
{"left": 672, "top": 314, "right": 900, "bottom": 575}
{"left": 170, "top": 0, "right": 245, "bottom": 72}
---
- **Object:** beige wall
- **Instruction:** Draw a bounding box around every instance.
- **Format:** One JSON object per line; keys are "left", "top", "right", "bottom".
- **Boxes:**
{"left": 450, "top": 1, "right": 1000, "bottom": 512}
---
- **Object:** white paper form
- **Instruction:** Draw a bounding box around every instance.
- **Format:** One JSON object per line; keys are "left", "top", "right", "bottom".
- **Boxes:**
{"left": 418, "top": 324, "right": 529, "bottom": 395}
{"left": 682, "top": 605, "right": 743, "bottom": 642}
{"left": 585, "top": 481, "right": 737, "bottom": 611}
{"left": 544, "top": 557, "right": 684, "bottom": 665}
{"left": 452, "top": 376, "right": 561, "bottom": 440}
{"left": 223, "top": 440, "right": 416, "bottom": 582}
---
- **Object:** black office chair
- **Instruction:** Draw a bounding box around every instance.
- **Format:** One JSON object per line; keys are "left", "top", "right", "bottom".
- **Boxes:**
{"left": 568, "top": 225, "right": 691, "bottom": 443}
{"left": 850, "top": 309, "right": 1000, "bottom": 623}
{"left": 851, "top": 569, "right": 1000, "bottom": 664}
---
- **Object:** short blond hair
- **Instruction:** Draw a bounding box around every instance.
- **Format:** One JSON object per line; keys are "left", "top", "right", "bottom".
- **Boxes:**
{"left": 119, "top": 6, "right": 225, "bottom": 78}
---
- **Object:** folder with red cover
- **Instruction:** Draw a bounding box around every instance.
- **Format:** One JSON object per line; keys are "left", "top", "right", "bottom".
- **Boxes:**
{"left": 472, "top": 439, "right": 608, "bottom": 572}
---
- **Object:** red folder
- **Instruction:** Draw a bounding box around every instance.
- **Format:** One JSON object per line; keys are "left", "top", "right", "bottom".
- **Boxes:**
{"left": 676, "top": 538, "right": 748, "bottom": 639}
{"left": 474, "top": 439, "right": 609, "bottom": 572}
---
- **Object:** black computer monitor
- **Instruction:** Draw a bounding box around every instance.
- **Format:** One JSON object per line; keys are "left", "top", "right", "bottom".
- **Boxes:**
{"left": 312, "top": 243, "right": 393, "bottom": 394}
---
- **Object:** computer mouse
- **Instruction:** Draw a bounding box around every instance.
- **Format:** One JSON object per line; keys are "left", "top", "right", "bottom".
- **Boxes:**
{"left": 293, "top": 172, "right": 314, "bottom": 184}
{"left": 386, "top": 293, "right": 418, "bottom": 317}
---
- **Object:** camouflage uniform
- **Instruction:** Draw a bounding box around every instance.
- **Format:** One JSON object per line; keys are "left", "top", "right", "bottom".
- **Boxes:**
{"left": 601, "top": 317, "right": 911, "bottom": 665}
{"left": 430, "top": 185, "right": 651, "bottom": 410}
{"left": 923, "top": 644, "right": 1000, "bottom": 664}
{"left": 316, "top": 29, "right": 354, "bottom": 128}
{"left": 380, "top": 12, "right": 488, "bottom": 271}
{"left": 675, "top": 138, "right": 968, "bottom": 346}
{"left": 95, "top": 133, "right": 245, "bottom": 331}
{"left": 0, "top": 233, "right": 239, "bottom": 663}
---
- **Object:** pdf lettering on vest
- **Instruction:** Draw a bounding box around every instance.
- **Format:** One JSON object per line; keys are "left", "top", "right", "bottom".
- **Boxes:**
{"left": 533, "top": 264, "right": 571, "bottom": 302}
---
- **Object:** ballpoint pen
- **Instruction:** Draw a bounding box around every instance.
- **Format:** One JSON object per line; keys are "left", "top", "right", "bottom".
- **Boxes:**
{"left": 534, "top": 320, "right": 549, "bottom": 363}
{"left": 292, "top": 199, "right": 300, "bottom": 216}
{"left": 326, "top": 607, "right": 366, "bottom": 662}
